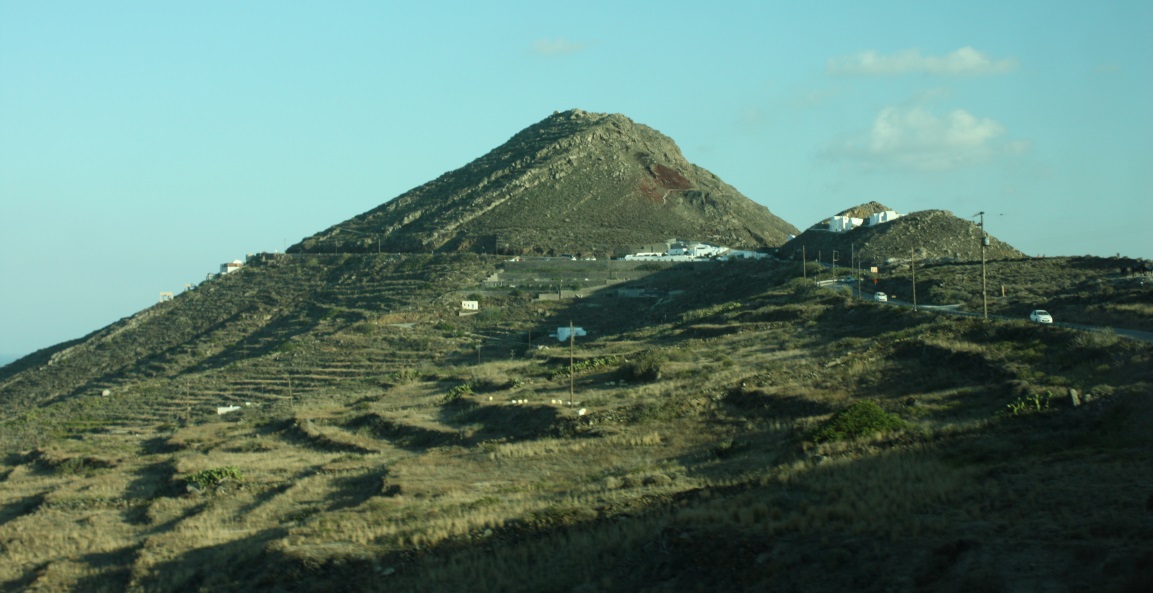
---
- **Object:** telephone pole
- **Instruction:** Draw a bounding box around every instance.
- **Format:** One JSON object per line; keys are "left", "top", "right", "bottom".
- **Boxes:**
{"left": 977, "top": 212, "right": 988, "bottom": 320}
{"left": 851, "top": 243, "right": 855, "bottom": 298}
{"left": 911, "top": 247, "right": 917, "bottom": 311}
{"left": 569, "top": 321, "right": 575, "bottom": 407}
{"left": 857, "top": 259, "right": 863, "bottom": 300}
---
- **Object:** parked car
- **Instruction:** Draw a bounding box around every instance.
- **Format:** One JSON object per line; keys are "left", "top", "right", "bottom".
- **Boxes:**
{"left": 1029, "top": 310, "right": 1053, "bottom": 324}
{"left": 873, "top": 292, "right": 888, "bottom": 302}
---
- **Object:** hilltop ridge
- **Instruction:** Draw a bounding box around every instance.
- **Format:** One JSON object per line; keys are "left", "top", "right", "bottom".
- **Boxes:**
{"left": 785, "top": 206, "right": 1024, "bottom": 264}
{"left": 290, "top": 109, "right": 798, "bottom": 257}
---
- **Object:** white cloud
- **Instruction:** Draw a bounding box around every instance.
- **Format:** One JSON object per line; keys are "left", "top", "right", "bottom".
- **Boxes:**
{"left": 829, "top": 46, "right": 1017, "bottom": 76}
{"left": 532, "top": 38, "right": 589, "bottom": 55}
{"left": 825, "top": 106, "right": 1026, "bottom": 171}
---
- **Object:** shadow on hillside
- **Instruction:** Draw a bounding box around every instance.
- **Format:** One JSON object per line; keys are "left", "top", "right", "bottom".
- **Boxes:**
{"left": 181, "top": 308, "right": 330, "bottom": 376}
{"left": 533, "top": 258, "right": 802, "bottom": 343}
{"left": 859, "top": 342, "right": 1011, "bottom": 403}
{"left": 46, "top": 308, "right": 307, "bottom": 402}
{"left": 328, "top": 469, "right": 388, "bottom": 512}
{"left": 233, "top": 469, "right": 314, "bottom": 519}
{"left": 139, "top": 435, "right": 181, "bottom": 455}
{"left": 128, "top": 526, "right": 289, "bottom": 592}
{"left": 811, "top": 302, "right": 941, "bottom": 341}
{"left": 344, "top": 414, "right": 461, "bottom": 453}
{"left": 70, "top": 544, "right": 139, "bottom": 593}
{"left": 438, "top": 398, "right": 562, "bottom": 444}
{"left": 0, "top": 562, "right": 46, "bottom": 593}
{"left": 0, "top": 493, "right": 44, "bottom": 527}
{"left": 722, "top": 389, "right": 836, "bottom": 421}
{"left": 124, "top": 460, "right": 180, "bottom": 503}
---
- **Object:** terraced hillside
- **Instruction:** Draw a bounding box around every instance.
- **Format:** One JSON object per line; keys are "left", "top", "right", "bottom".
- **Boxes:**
{"left": 0, "top": 253, "right": 496, "bottom": 438}
{"left": 1, "top": 254, "right": 1151, "bottom": 592}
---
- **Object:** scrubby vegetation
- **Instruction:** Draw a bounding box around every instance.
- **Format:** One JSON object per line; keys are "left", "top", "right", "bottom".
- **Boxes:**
{"left": 808, "top": 400, "right": 909, "bottom": 443}
{"left": 1, "top": 253, "right": 1151, "bottom": 592}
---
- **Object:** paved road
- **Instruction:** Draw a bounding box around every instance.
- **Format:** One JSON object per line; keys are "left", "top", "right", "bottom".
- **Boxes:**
{"left": 816, "top": 278, "right": 1153, "bottom": 344}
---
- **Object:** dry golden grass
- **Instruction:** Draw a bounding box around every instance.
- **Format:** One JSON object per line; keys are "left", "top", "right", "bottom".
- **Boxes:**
{"left": 2, "top": 269, "right": 1151, "bottom": 592}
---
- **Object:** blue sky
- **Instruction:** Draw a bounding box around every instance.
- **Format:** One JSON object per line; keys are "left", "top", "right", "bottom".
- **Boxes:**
{"left": 1, "top": 0, "right": 1150, "bottom": 360}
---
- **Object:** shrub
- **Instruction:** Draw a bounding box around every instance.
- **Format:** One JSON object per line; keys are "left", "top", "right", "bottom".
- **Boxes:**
{"left": 185, "top": 466, "right": 244, "bottom": 491}
{"left": 442, "top": 383, "right": 473, "bottom": 403}
{"left": 1004, "top": 390, "right": 1054, "bottom": 416}
{"left": 550, "top": 355, "right": 621, "bottom": 380}
{"left": 619, "top": 350, "right": 665, "bottom": 382}
{"left": 808, "top": 401, "right": 908, "bottom": 443}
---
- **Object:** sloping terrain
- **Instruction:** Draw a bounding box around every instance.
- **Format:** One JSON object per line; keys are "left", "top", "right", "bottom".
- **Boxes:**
{"left": 1, "top": 254, "right": 1152, "bottom": 592}
{"left": 0, "top": 253, "right": 495, "bottom": 428}
{"left": 290, "top": 109, "right": 798, "bottom": 257}
{"left": 784, "top": 207, "right": 1024, "bottom": 265}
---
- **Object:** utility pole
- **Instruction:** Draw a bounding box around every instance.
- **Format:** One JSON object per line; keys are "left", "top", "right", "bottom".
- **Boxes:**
{"left": 569, "top": 321, "right": 575, "bottom": 407}
{"left": 977, "top": 211, "right": 988, "bottom": 320}
{"left": 832, "top": 251, "right": 839, "bottom": 281}
{"left": 802, "top": 245, "right": 807, "bottom": 279}
{"left": 858, "top": 249, "right": 864, "bottom": 301}
{"left": 911, "top": 247, "right": 918, "bottom": 311}
{"left": 857, "top": 258, "right": 863, "bottom": 301}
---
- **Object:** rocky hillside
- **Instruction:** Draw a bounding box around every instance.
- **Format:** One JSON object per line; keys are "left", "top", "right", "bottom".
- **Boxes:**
{"left": 784, "top": 206, "right": 1024, "bottom": 265}
{"left": 290, "top": 109, "right": 798, "bottom": 257}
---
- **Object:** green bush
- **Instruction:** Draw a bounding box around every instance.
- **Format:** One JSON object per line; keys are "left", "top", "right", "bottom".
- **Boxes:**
{"left": 185, "top": 466, "right": 244, "bottom": 491}
{"left": 442, "top": 383, "right": 473, "bottom": 403}
{"left": 550, "top": 355, "right": 621, "bottom": 380}
{"left": 619, "top": 350, "right": 665, "bottom": 382}
{"left": 808, "top": 401, "right": 908, "bottom": 443}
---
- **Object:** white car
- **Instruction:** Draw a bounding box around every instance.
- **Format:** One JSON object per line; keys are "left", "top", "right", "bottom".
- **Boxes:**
{"left": 1029, "top": 310, "right": 1053, "bottom": 324}
{"left": 873, "top": 292, "right": 888, "bottom": 302}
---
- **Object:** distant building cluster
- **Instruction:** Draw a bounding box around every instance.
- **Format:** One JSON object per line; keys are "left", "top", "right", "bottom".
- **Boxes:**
{"left": 828, "top": 210, "right": 901, "bottom": 233}
{"left": 220, "top": 259, "right": 245, "bottom": 274}
{"left": 622, "top": 239, "right": 768, "bottom": 261}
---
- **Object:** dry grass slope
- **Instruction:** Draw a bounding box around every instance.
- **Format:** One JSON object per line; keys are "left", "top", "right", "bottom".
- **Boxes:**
{"left": 1, "top": 254, "right": 1151, "bottom": 592}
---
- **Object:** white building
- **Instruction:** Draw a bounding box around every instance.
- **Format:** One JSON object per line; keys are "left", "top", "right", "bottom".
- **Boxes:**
{"left": 461, "top": 300, "right": 479, "bottom": 311}
{"left": 829, "top": 216, "right": 864, "bottom": 233}
{"left": 220, "top": 260, "right": 244, "bottom": 274}
{"left": 868, "top": 210, "right": 901, "bottom": 226}
{"left": 667, "top": 241, "right": 726, "bottom": 257}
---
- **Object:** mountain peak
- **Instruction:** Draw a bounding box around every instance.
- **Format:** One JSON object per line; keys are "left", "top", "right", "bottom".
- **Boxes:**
{"left": 291, "top": 110, "right": 797, "bottom": 257}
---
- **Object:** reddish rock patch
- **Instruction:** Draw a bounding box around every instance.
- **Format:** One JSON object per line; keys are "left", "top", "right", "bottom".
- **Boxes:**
{"left": 648, "top": 164, "right": 693, "bottom": 190}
